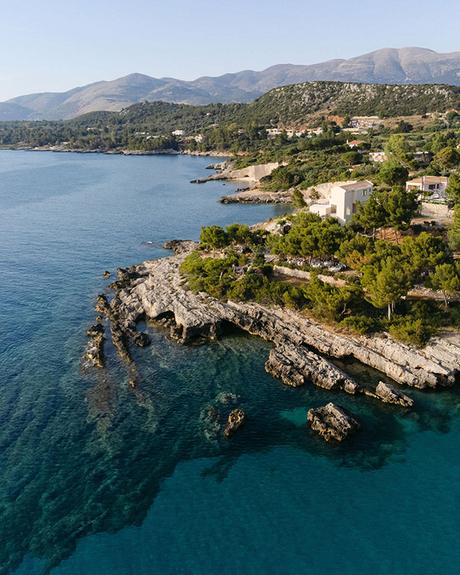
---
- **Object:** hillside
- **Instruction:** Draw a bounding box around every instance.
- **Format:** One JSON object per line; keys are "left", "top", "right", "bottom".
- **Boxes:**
{"left": 79, "top": 81, "right": 460, "bottom": 130}
{"left": 251, "top": 82, "right": 460, "bottom": 125}
{"left": 0, "top": 81, "right": 459, "bottom": 152}
{"left": 1, "top": 47, "right": 460, "bottom": 120}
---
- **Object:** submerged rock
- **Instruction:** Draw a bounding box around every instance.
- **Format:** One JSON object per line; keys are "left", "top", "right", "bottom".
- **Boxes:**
{"left": 200, "top": 405, "right": 222, "bottom": 441}
{"left": 307, "top": 403, "right": 360, "bottom": 442}
{"left": 224, "top": 409, "right": 246, "bottom": 438}
{"left": 102, "top": 270, "right": 111, "bottom": 279}
{"left": 215, "top": 392, "right": 239, "bottom": 405}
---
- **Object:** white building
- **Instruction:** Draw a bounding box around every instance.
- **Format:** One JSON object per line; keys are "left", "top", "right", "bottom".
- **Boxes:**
{"left": 172, "top": 129, "right": 185, "bottom": 137}
{"left": 369, "top": 151, "right": 387, "bottom": 163}
{"left": 350, "top": 116, "right": 380, "bottom": 129}
{"left": 309, "top": 180, "right": 374, "bottom": 224}
{"left": 406, "top": 176, "right": 449, "bottom": 199}
{"left": 266, "top": 128, "right": 307, "bottom": 139}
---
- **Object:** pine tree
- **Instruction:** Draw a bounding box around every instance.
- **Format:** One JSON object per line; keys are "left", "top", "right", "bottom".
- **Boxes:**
{"left": 430, "top": 263, "right": 460, "bottom": 309}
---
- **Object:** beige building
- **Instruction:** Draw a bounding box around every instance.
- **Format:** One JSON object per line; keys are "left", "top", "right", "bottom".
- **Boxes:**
{"left": 309, "top": 180, "right": 374, "bottom": 224}
{"left": 406, "top": 176, "right": 449, "bottom": 199}
{"left": 369, "top": 151, "right": 387, "bottom": 163}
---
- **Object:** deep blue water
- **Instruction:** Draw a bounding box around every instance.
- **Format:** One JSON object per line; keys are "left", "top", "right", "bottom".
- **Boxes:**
{"left": 1, "top": 150, "right": 460, "bottom": 575}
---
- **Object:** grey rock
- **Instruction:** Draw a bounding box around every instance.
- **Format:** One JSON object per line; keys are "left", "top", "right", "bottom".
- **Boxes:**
{"left": 224, "top": 409, "right": 246, "bottom": 438}
{"left": 307, "top": 403, "right": 360, "bottom": 442}
{"left": 373, "top": 381, "right": 414, "bottom": 407}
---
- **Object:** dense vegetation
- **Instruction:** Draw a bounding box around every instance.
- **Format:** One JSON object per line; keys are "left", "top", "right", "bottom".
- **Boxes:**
{"left": 180, "top": 202, "right": 460, "bottom": 347}
{"left": 256, "top": 82, "right": 460, "bottom": 123}
{"left": 1, "top": 81, "right": 459, "bottom": 153}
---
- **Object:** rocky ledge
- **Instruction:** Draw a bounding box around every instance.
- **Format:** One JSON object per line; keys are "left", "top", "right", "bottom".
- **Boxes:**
{"left": 307, "top": 403, "right": 360, "bottom": 442}
{"left": 83, "top": 241, "right": 460, "bottom": 408}
{"left": 365, "top": 381, "right": 414, "bottom": 408}
{"left": 220, "top": 190, "right": 292, "bottom": 204}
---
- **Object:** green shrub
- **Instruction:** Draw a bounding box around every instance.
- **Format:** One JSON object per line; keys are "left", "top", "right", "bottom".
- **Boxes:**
{"left": 340, "top": 315, "right": 378, "bottom": 335}
{"left": 388, "top": 317, "right": 434, "bottom": 347}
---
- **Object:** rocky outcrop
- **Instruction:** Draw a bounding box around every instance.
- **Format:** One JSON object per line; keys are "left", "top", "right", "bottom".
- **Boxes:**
{"left": 224, "top": 409, "right": 246, "bottom": 438}
{"left": 86, "top": 242, "right": 460, "bottom": 397}
{"left": 307, "top": 403, "right": 360, "bottom": 442}
{"left": 265, "top": 346, "right": 360, "bottom": 394}
{"left": 82, "top": 323, "right": 105, "bottom": 368}
{"left": 162, "top": 240, "right": 197, "bottom": 254}
{"left": 91, "top": 273, "right": 151, "bottom": 365}
{"left": 369, "top": 381, "right": 414, "bottom": 407}
{"left": 220, "top": 190, "right": 292, "bottom": 204}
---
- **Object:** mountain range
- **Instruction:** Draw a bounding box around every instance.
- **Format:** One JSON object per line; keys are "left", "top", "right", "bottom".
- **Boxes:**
{"left": 1, "top": 47, "right": 460, "bottom": 121}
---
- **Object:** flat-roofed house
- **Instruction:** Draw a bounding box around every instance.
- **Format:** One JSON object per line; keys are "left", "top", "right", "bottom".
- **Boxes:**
{"left": 369, "top": 151, "right": 387, "bottom": 163}
{"left": 309, "top": 180, "right": 373, "bottom": 224}
{"left": 406, "top": 176, "right": 449, "bottom": 199}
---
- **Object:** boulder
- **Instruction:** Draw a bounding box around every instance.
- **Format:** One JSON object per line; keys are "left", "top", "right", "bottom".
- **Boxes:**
{"left": 307, "top": 403, "right": 360, "bottom": 442}
{"left": 224, "top": 409, "right": 246, "bottom": 438}
{"left": 374, "top": 381, "right": 414, "bottom": 407}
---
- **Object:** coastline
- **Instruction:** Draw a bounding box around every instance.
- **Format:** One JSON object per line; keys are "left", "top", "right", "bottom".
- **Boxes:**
{"left": 84, "top": 240, "right": 460, "bottom": 439}
{"left": 0, "top": 144, "right": 233, "bottom": 158}
{"left": 1, "top": 145, "right": 290, "bottom": 205}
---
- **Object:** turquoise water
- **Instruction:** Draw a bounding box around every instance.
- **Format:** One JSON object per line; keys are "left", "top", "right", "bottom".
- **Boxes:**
{"left": 1, "top": 151, "right": 460, "bottom": 574}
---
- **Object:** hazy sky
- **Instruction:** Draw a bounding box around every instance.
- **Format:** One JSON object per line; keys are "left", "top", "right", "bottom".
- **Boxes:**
{"left": 1, "top": 0, "right": 459, "bottom": 100}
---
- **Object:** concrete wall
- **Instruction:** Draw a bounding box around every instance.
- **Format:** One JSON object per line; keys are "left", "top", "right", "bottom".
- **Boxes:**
{"left": 420, "top": 202, "right": 452, "bottom": 220}
{"left": 229, "top": 162, "right": 279, "bottom": 182}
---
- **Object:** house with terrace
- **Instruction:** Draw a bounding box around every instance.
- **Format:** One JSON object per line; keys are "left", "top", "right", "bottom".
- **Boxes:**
{"left": 309, "top": 180, "right": 374, "bottom": 224}
{"left": 406, "top": 176, "right": 449, "bottom": 200}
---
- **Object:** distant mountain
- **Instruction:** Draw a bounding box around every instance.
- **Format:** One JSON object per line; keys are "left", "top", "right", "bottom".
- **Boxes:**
{"left": 2, "top": 47, "right": 460, "bottom": 121}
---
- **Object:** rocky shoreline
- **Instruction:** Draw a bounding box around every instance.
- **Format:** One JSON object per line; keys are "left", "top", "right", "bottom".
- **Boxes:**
{"left": 220, "top": 189, "right": 292, "bottom": 204}
{"left": 0, "top": 145, "right": 231, "bottom": 158}
{"left": 83, "top": 241, "right": 460, "bottom": 439}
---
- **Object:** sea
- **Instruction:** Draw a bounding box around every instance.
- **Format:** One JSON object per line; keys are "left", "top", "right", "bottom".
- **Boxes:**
{"left": 1, "top": 150, "right": 460, "bottom": 575}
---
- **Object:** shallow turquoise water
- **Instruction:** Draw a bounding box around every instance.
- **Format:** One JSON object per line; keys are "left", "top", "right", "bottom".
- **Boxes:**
{"left": 1, "top": 151, "right": 460, "bottom": 574}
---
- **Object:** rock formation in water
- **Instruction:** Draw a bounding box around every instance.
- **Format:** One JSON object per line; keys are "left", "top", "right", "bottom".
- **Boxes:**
{"left": 224, "top": 409, "right": 246, "bottom": 438}
{"left": 83, "top": 241, "right": 460, "bottom": 426}
{"left": 82, "top": 323, "right": 105, "bottom": 368}
{"left": 307, "top": 403, "right": 360, "bottom": 442}
{"left": 368, "top": 381, "right": 414, "bottom": 407}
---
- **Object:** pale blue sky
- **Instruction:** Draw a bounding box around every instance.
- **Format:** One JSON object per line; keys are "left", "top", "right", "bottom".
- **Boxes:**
{"left": 1, "top": 0, "right": 459, "bottom": 100}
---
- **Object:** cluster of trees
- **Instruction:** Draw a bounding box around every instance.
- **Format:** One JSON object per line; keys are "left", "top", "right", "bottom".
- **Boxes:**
{"left": 199, "top": 223, "right": 264, "bottom": 249}
{"left": 180, "top": 250, "right": 297, "bottom": 305}
{"left": 353, "top": 186, "right": 419, "bottom": 233}
{"left": 269, "top": 212, "right": 348, "bottom": 258}
{"left": 336, "top": 230, "right": 459, "bottom": 322}
{"left": 187, "top": 195, "right": 460, "bottom": 346}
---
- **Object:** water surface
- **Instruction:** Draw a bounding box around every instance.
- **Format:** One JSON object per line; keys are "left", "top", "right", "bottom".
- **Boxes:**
{"left": 1, "top": 151, "right": 460, "bottom": 575}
